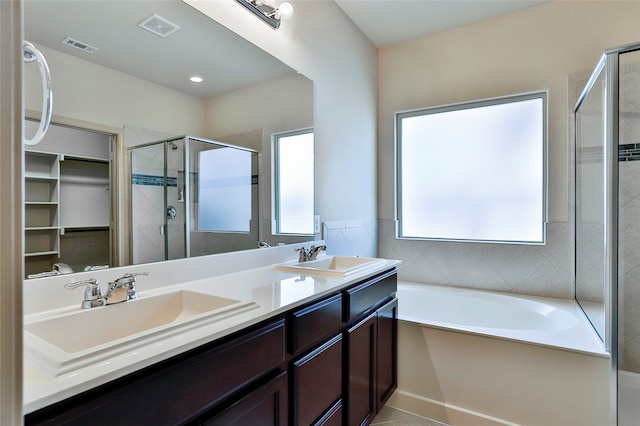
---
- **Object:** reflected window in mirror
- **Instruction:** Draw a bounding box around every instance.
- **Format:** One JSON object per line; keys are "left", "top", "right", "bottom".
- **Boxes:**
{"left": 197, "top": 147, "right": 252, "bottom": 232}
{"left": 274, "top": 129, "right": 314, "bottom": 235}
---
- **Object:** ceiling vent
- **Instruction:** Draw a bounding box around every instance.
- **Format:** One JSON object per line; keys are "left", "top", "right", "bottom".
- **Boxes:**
{"left": 138, "top": 14, "right": 181, "bottom": 38}
{"left": 60, "top": 37, "right": 98, "bottom": 54}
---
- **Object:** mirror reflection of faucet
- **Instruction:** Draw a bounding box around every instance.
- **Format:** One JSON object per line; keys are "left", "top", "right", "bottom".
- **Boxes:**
{"left": 27, "top": 262, "right": 74, "bottom": 279}
{"left": 65, "top": 272, "right": 149, "bottom": 309}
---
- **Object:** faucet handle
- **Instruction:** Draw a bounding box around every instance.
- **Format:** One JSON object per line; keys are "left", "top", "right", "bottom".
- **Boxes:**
{"left": 65, "top": 278, "right": 104, "bottom": 309}
{"left": 295, "top": 247, "right": 309, "bottom": 262}
{"left": 64, "top": 278, "right": 98, "bottom": 290}
{"left": 110, "top": 272, "right": 148, "bottom": 301}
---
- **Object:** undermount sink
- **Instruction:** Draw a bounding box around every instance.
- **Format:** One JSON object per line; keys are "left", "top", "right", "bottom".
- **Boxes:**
{"left": 25, "top": 290, "right": 259, "bottom": 376}
{"left": 274, "top": 255, "right": 387, "bottom": 277}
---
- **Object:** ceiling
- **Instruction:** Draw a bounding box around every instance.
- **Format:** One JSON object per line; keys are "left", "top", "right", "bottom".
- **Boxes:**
{"left": 24, "top": 1, "right": 552, "bottom": 99}
{"left": 336, "top": 0, "right": 552, "bottom": 47}
{"left": 23, "top": 0, "right": 296, "bottom": 99}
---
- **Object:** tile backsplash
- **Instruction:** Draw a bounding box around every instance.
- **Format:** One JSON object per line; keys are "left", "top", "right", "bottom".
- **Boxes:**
{"left": 323, "top": 220, "right": 378, "bottom": 258}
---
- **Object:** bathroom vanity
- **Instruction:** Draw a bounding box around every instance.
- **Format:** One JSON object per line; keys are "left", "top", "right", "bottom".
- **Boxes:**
{"left": 22, "top": 243, "right": 399, "bottom": 425}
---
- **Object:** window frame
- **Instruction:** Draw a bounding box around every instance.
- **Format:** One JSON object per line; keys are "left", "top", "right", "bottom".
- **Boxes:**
{"left": 395, "top": 90, "right": 548, "bottom": 245}
{"left": 273, "top": 128, "right": 314, "bottom": 236}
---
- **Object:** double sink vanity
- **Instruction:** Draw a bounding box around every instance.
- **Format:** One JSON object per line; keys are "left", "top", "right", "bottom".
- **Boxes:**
{"left": 23, "top": 242, "right": 400, "bottom": 425}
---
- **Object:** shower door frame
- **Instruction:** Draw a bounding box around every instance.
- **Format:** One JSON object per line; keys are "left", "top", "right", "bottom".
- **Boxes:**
{"left": 575, "top": 41, "right": 640, "bottom": 426}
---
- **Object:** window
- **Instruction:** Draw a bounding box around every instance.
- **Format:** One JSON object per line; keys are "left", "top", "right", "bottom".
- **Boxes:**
{"left": 397, "top": 91, "right": 547, "bottom": 244}
{"left": 274, "top": 130, "right": 314, "bottom": 235}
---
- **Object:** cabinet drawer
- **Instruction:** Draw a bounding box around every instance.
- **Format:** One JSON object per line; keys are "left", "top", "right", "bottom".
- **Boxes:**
{"left": 290, "top": 293, "right": 342, "bottom": 354}
{"left": 202, "top": 371, "right": 288, "bottom": 426}
{"left": 343, "top": 270, "right": 396, "bottom": 324}
{"left": 292, "top": 334, "right": 343, "bottom": 426}
{"left": 26, "top": 319, "right": 286, "bottom": 426}
{"left": 314, "top": 400, "right": 342, "bottom": 426}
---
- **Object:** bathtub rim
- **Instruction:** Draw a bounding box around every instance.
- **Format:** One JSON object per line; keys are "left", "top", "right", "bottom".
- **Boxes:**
{"left": 396, "top": 281, "right": 609, "bottom": 358}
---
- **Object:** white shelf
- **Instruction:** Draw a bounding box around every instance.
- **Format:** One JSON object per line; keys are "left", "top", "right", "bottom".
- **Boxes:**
{"left": 25, "top": 251, "right": 59, "bottom": 258}
{"left": 24, "top": 127, "right": 112, "bottom": 278}
{"left": 25, "top": 175, "right": 58, "bottom": 181}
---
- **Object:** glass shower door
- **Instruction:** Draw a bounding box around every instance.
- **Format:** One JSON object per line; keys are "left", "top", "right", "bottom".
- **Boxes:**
{"left": 131, "top": 140, "right": 187, "bottom": 263}
{"left": 131, "top": 142, "right": 167, "bottom": 264}
{"left": 575, "top": 62, "right": 607, "bottom": 342}
{"left": 617, "top": 47, "right": 640, "bottom": 426}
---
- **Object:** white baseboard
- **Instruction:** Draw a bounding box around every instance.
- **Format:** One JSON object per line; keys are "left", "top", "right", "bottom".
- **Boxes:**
{"left": 387, "top": 390, "right": 520, "bottom": 426}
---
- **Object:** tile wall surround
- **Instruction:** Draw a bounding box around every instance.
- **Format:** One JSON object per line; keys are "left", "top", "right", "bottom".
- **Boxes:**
{"left": 377, "top": 73, "right": 584, "bottom": 300}
{"left": 378, "top": 220, "right": 574, "bottom": 298}
{"left": 323, "top": 220, "right": 378, "bottom": 259}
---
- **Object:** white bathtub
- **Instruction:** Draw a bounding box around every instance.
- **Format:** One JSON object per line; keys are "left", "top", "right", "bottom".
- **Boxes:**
{"left": 389, "top": 281, "right": 611, "bottom": 426}
{"left": 397, "top": 282, "right": 607, "bottom": 355}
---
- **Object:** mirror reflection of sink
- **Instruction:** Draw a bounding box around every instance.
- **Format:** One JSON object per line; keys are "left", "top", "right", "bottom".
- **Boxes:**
{"left": 274, "top": 256, "right": 386, "bottom": 277}
{"left": 24, "top": 290, "right": 259, "bottom": 376}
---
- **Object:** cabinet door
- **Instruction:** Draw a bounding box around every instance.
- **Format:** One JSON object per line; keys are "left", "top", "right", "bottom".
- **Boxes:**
{"left": 202, "top": 372, "right": 288, "bottom": 426}
{"left": 376, "top": 298, "right": 398, "bottom": 412}
{"left": 291, "top": 334, "right": 343, "bottom": 426}
{"left": 345, "top": 312, "right": 377, "bottom": 426}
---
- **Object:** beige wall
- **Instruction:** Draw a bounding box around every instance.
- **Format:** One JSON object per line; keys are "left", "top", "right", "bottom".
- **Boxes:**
{"left": 204, "top": 72, "right": 314, "bottom": 243}
{"left": 24, "top": 45, "right": 205, "bottom": 136}
{"left": 378, "top": 1, "right": 640, "bottom": 297}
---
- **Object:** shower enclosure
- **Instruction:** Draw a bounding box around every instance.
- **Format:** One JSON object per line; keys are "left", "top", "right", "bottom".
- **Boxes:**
{"left": 130, "top": 136, "right": 260, "bottom": 264}
{"left": 575, "top": 41, "right": 640, "bottom": 425}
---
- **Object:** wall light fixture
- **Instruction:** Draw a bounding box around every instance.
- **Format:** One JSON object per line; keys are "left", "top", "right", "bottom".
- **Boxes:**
{"left": 235, "top": 0, "right": 294, "bottom": 30}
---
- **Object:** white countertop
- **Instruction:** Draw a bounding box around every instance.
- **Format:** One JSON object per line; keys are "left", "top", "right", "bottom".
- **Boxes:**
{"left": 23, "top": 242, "right": 400, "bottom": 414}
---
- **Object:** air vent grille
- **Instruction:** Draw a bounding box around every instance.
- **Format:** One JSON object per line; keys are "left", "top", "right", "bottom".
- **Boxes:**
{"left": 138, "top": 14, "right": 181, "bottom": 38}
{"left": 60, "top": 37, "right": 98, "bottom": 54}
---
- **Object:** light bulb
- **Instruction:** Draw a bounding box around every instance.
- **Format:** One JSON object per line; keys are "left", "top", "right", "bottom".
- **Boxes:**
{"left": 263, "top": 0, "right": 276, "bottom": 7}
{"left": 189, "top": 75, "right": 203, "bottom": 83}
{"left": 276, "top": 1, "right": 293, "bottom": 20}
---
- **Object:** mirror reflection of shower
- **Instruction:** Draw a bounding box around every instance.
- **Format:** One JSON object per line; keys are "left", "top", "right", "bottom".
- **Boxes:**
{"left": 130, "top": 136, "right": 260, "bottom": 264}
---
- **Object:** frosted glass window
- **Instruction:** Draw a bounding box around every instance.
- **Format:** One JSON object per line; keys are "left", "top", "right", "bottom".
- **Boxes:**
{"left": 397, "top": 92, "right": 547, "bottom": 243}
{"left": 275, "top": 130, "right": 314, "bottom": 235}
{"left": 197, "top": 147, "right": 251, "bottom": 232}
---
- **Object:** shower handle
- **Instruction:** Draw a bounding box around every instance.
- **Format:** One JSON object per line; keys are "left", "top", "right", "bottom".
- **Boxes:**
{"left": 167, "top": 206, "right": 177, "bottom": 219}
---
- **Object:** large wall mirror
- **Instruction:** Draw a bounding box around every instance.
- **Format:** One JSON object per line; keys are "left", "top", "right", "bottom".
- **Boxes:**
{"left": 23, "top": 0, "right": 314, "bottom": 278}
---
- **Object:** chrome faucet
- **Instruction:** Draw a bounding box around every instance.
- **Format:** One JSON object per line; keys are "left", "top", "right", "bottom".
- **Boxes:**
{"left": 65, "top": 272, "right": 148, "bottom": 309}
{"left": 296, "top": 245, "right": 327, "bottom": 262}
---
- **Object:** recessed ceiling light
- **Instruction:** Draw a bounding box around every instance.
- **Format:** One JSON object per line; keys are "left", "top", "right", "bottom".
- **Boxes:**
{"left": 189, "top": 75, "right": 204, "bottom": 83}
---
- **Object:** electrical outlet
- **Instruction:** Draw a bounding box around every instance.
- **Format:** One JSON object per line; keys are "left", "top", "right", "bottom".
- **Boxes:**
{"left": 314, "top": 215, "right": 321, "bottom": 234}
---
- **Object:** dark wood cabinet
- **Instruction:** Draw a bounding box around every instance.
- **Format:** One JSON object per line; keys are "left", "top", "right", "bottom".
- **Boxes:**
{"left": 345, "top": 312, "right": 377, "bottom": 426}
{"left": 376, "top": 298, "right": 398, "bottom": 411}
{"left": 25, "top": 269, "right": 398, "bottom": 426}
{"left": 316, "top": 400, "right": 343, "bottom": 426}
{"left": 290, "top": 292, "right": 342, "bottom": 354}
{"left": 25, "top": 319, "right": 287, "bottom": 426}
{"left": 291, "top": 334, "right": 343, "bottom": 425}
{"left": 201, "top": 371, "right": 288, "bottom": 426}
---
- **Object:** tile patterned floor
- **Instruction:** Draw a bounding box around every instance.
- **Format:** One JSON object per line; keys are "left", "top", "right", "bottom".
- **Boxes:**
{"left": 371, "top": 406, "right": 449, "bottom": 426}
